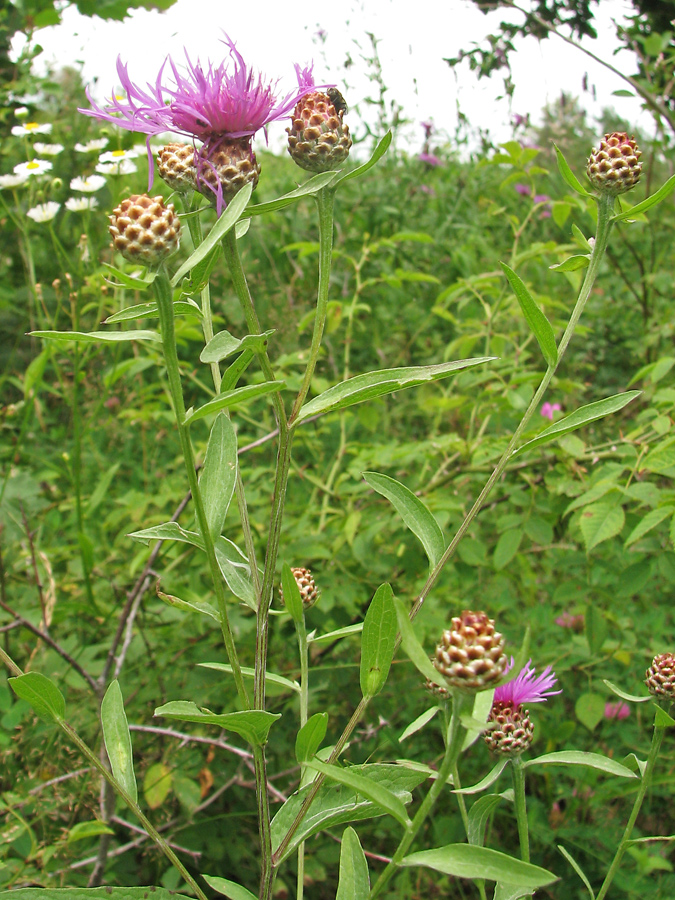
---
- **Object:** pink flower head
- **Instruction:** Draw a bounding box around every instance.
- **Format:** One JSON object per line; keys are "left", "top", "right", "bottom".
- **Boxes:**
{"left": 541, "top": 402, "right": 562, "bottom": 420}
{"left": 494, "top": 658, "right": 561, "bottom": 708}
{"left": 555, "top": 611, "right": 584, "bottom": 630}
{"left": 514, "top": 183, "right": 531, "bottom": 196}
{"left": 79, "top": 36, "right": 321, "bottom": 210}
{"left": 605, "top": 701, "right": 630, "bottom": 720}
{"left": 419, "top": 152, "right": 441, "bottom": 167}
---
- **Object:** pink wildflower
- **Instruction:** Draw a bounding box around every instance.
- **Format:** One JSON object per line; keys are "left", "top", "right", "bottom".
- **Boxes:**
{"left": 514, "top": 183, "right": 531, "bottom": 196}
{"left": 494, "top": 658, "right": 561, "bottom": 707}
{"left": 555, "top": 612, "right": 584, "bottom": 631}
{"left": 541, "top": 402, "right": 562, "bottom": 420}
{"left": 605, "top": 701, "right": 630, "bottom": 720}
{"left": 419, "top": 152, "right": 441, "bottom": 167}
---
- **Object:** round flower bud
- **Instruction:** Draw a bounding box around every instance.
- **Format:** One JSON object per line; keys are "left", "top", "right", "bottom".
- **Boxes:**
{"left": 157, "top": 143, "right": 197, "bottom": 193}
{"left": 280, "top": 566, "right": 320, "bottom": 610}
{"left": 587, "top": 132, "right": 642, "bottom": 195}
{"left": 645, "top": 652, "right": 675, "bottom": 699}
{"left": 287, "top": 89, "right": 352, "bottom": 173}
{"left": 484, "top": 701, "right": 534, "bottom": 755}
{"left": 423, "top": 673, "right": 450, "bottom": 701}
{"left": 195, "top": 137, "right": 261, "bottom": 207}
{"left": 109, "top": 194, "right": 181, "bottom": 266}
{"left": 434, "top": 610, "right": 507, "bottom": 693}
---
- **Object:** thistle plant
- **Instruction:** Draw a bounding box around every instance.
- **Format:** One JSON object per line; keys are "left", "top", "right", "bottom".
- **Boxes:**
{"left": 2, "top": 30, "right": 675, "bottom": 900}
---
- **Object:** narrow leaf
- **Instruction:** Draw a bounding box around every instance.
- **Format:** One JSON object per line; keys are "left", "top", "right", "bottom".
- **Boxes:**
{"left": 9, "top": 672, "right": 65, "bottom": 722}
{"left": 336, "top": 827, "right": 370, "bottom": 900}
{"left": 513, "top": 391, "right": 641, "bottom": 457}
{"left": 200, "top": 329, "right": 274, "bottom": 364}
{"left": 157, "top": 587, "right": 221, "bottom": 623}
{"left": 523, "top": 751, "right": 637, "bottom": 778}
{"left": 297, "top": 358, "right": 493, "bottom": 423}
{"left": 624, "top": 506, "right": 674, "bottom": 548}
{"left": 0, "top": 890, "right": 192, "bottom": 899}
{"left": 454, "top": 759, "right": 510, "bottom": 794}
{"left": 307, "top": 623, "right": 363, "bottom": 644}
{"left": 468, "top": 794, "right": 504, "bottom": 846}
{"left": 363, "top": 472, "right": 444, "bottom": 568}
{"left": 360, "top": 583, "right": 397, "bottom": 699}
{"left": 603, "top": 679, "right": 650, "bottom": 703}
{"left": 281, "top": 562, "right": 304, "bottom": 624}
{"left": 105, "top": 299, "right": 201, "bottom": 323}
{"left": 401, "top": 844, "right": 557, "bottom": 887}
{"left": 296, "top": 712, "right": 329, "bottom": 763}
{"left": 394, "top": 597, "right": 440, "bottom": 685}
{"left": 171, "top": 182, "right": 253, "bottom": 285}
{"left": 557, "top": 845, "right": 595, "bottom": 899}
{"left": 202, "top": 875, "right": 257, "bottom": 900}
{"left": 554, "top": 143, "right": 591, "bottom": 197}
{"left": 101, "top": 680, "right": 137, "bottom": 804}
{"left": 30, "top": 329, "right": 161, "bottom": 344}
{"left": 549, "top": 254, "right": 590, "bottom": 272}
{"left": 101, "top": 261, "right": 157, "bottom": 290}
{"left": 215, "top": 537, "right": 257, "bottom": 609}
{"left": 199, "top": 414, "right": 237, "bottom": 539}
{"left": 185, "top": 381, "right": 284, "bottom": 425}
{"left": 500, "top": 263, "right": 557, "bottom": 368}
{"left": 67, "top": 820, "right": 115, "bottom": 843}
{"left": 399, "top": 707, "right": 439, "bottom": 741}
{"left": 200, "top": 662, "right": 300, "bottom": 694}
{"left": 247, "top": 171, "right": 338, "bottom": 216}
{"left": 154, "top": 701, "right": 280, "bottom": 746}
{"left": 338, "top": 132, "right": 392, "bottom": 183}
{"left": 611, "top": 173, "right": 675, "bottom": 222}
{"left": 306, "top": 759, "right": 411, "bottom": 827}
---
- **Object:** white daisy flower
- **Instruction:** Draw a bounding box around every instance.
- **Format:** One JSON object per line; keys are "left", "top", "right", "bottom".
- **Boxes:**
{"left": 26, "top": 202, "right": 61, "bottom": 223}
{"left": 95, "top": 158, "right": 137, "bottom": 176}
{"left": 14, "top": 106, "right": 29, "bottom": 118}
{"left": 65, "top": 196, "right": 99, "bottom": 212}
{"left": 70, "top": 174, "right": 106, "bottom": 192}
{"left": 14, "top": 159, "right": 53, "bottom": 177}
{"left": 33, "top": 142, "right": 64, "bottom": 156}
{"left": 11, "top": 122, "right": 53, "bottom": 137}
{"left": 0, "top": 173, "right": 29, "bottom": 189}
{"left": 74, "top": 138, "right": 109, "bottom": 153}
{"left": 98, "top": 148, "right": 138, "bottom": 163}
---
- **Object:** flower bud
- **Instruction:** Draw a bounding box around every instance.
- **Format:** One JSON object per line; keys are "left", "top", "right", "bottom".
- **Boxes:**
{"left": 645, "top": 652, "right": 675, "bottom": 699}
{"left": 109, "top": 194, "right": 181, "bottom": 266}
{"left": 587, "top": 132, "right": 642, "bottom": 195}
{"left": 287, "top": 89, "right": 352, "bottom": 173}
{"left": 280, "top": 566, "right": 320, "bottom": 610}
{"left": 433, "top": 610, "right": 507, "bottom": 693}
{"left": 484, "top": 701, "right": 534, "bottom": 755}
{"left": 195, "top": 138, "right": 260, "bottom": 208}
{"left": 157, "top": 143, "right": 197, "bottom": 193}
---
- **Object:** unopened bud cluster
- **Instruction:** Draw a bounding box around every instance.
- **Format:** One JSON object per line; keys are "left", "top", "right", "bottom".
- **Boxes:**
{"left": 280, "top": 567, "right": 320, "bottom": 610}
{"left": 484, "top": 702, "right": 534, "bottom": 755}
{"left": 157, "top": 139, "right": 260, "bottom": 207}
{"left": 109, "top": 194, "right": 181, "bottom": 265}
{"left": 587, "top": 132, "right": 642, "bottom": 195}
{"left": 433, "top": 610, "right": 507, "bottom": 692}
{"left": 645, "top": 652, "right": 675, "bottom": 699}
{"left": 287, "top": 89, "right": 352, "bottom": 173}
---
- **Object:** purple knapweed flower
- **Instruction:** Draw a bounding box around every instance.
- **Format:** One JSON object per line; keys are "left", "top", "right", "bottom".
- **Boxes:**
{"left": 541, "top": 402, "right": 562, "bottom": 420}
{"left": 514, "top": 183, "right": 531, "bottom": 196}
{"left": 605, "top": 701, "right": 630, "bottom": 720}
{"left": 512, "top": 113, "right": 528, "bottom": 128}
{"left": 494, "top": 658, "right": 561, "bottom": 708}
{"left": 419, "top": 152, "right": 441, "bottom": 167}
{"left": 79, "top": 36, "right": 319, "bottom": 213}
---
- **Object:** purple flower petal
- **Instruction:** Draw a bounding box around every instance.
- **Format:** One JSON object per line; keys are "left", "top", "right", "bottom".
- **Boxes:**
{"left": 494, "top": 658, "right": 562, "bottom": 707}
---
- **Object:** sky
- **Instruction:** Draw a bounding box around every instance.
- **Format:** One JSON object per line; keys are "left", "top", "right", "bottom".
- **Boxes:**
{"left": 18, "top": 0, "right": 649, "bottom": 155}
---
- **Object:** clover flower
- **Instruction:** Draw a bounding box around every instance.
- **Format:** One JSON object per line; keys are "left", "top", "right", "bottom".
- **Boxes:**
{"left": 541, "top": 402, "right": 561, "bottom": 421}
{"left": 494, "top": 658, "right": 561, "bottom": 707}
{"left": 605, "top": 701, "right": 630, "bottom": 721}
{"left": 79, "top": 35, "right": 319, "bottom": 213}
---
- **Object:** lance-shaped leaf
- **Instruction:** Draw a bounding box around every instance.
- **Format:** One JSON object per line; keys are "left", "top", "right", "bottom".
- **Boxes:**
{"left": 360, "top": 583, "right": 397, "bottom": 699}
{"left": 394, "top": 597, "right": 440, "bottom": 684}
{"left": 401, "top": 844, "right": 557, "bottom": 888}
{"left": 513, "top": 391, "right": 641, "bottom": 457}
{"left": 500, "top": 263, "right": 557, "bottom": 368}
{"left": 295, "top": 712, "right": 329, "bottom": 763}
{"left": 306, "top": 759, "right": 411, "bottom": 827}
{"left": 185, "top": 381, "right": 284, "bottom": 426}
{"left": 202, "top": 875, "right": 257, "bottom": 900}
{"left": 549, "top": 255, "right": 590, "bottom": 273}
{"left": 246, "top": 171, "right": 339, "bottom": 216}
{"left": 200, "top": 662, "right": 300, "bottom": 694}
{"left": 281, "top": 562, "right": 304, "bottom": 624}
{"left": 171, "top": 182, "right": 253, "bottom": 285}
{"left": 154, "top": 701, "right": 280, "bottom": 747}
{"left": 611, "top": 173, "right": 675, "bottom": 222}
{"left": 523, "top": 751, "right": 637, "bottom": 778}
{"left": 454, "top": 758, "right": 510, "bottom": 795}
{"left": 9, "top": 672, "right": 65, "bottom": 722}
{"left": 200, "top": 329, "right": 275, "bottom": 364}
{"left": 199, "top": 414, "right": 237, "bottom": 540}
{"left": 0, "top": 890, "right": 193, "bottom": 899}
{"left": 603, "top": 679, "right": 651, "bottom": 703}
{"left": 557, "top": 846, "right": 596, "bottom": 900}
{"left": 337, "top": 131, "right": 392, "bottom": 184}
{"left": 296, "top": 358, "right": 493, "bottom": 424}
{"left": 101, "top": 680, "right": 137, "bottom": 804}
{"left": 30, "top": 329, "right": 161, "bottom": 344}
{"left": 101, "top": 261, "right": 157, "bottom": 290}
{"left": 554, "top": 143, "right": 591, "bottom": 197}
{"left": 336, "top": 827, "right": 370, "bottom": 900}
{"left": 363, "top": 472, "right": 444, "bottom": 568}
{"left": 468, "top": 794, "right": 504, "bottom": 847}
{"left": 105, "top": 298, "right": 202, "bottom": 323}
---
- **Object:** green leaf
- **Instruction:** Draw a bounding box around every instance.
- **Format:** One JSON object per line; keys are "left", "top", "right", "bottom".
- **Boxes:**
{"left": 467, "top": 794, "right": 504, "bottom": 847}
{"left": 306, "top": 759, "right": 411, "bottom": 827}
{"left": 157, "top": 587, "right": 221, "bottom": 623}
{"left": 625, "top": 506, "right": 674, "bottom": 547}
{"left": 202, "top": 875, "right": 257, "bottom": 900}
{"left": 307, "top": 623, "right": 363, "bottom": 644}
{"left": 394, "top": 597, "right": 440, "bottom": 684}
{"left": 500, "top": 263, "right": 557, "bottom": 368}
{"left": 199, "top": 414, "right": 237, "bottom": 540}
{"left": 296, "top": 358, "right": 493, "bottom": 423}
{"left": 171, "top": 182, "right": 253, "bottom": 285}
{"left": 24, "top": 348, "right": 49, "bottom": 399}
{"left": 524, "top": 751, "right": 637, "bottom": 778}
{"left": 401, "top": 844, "right": 557, "bottom": 887}
{"left": 454, "top": 759, "right": 510, "bottom": 795}
{"left": 611, "top": 173, "right": 675, "bottom": 222}
{"left": 9, "top": 672, "right": 65, "bottom": 722}
{"left": 579, "top": 501, "right": 625, "bottom": 552}
{"left": 336, "top": 827, "right": 370, "bottom": 900}
{"left": 360, "top": 583, "right": 397, "bottom": 699}
{"left": 574, "top": 693, "right": 607, "bottom": 732}
{"left": 642, "top": 438, "right": 675, "bottom": 474}
{"left": 185, "top": 381, "right": 284, "bottom": 425}
{"left": 296, "top": 712, "right": 329, "bottom": 763}
{"left": 200, "top": 663, "right": 300, "bottom": 694}
{"left": 363, "top": 472, "right": 445, "bottom": 568}
{"left": 128, "top": 521, "right": 200, "bottom": 546}
{"left": 30, "top": 329, "right": 161, "bottom": 344}
{"left": 554, "top": 143, "right": 591, "bottom": 197}
{"left": 654, "top": 704, "right": 675, "bottom": 727}
{"left": 143, "top": 762, "right": 172, "bottom": 809}
{"left": 513, "top": 391, "right": 641, "bottom": 457}
{"left": 558, "top": 845, "right": 596, "bottom": 899}
{"left": 549, "top": 254, "right": 590, "bottom": 272}
{"left": 200, "top": 329, "right": 275, "bottom": 364}
{"left": 247, "top": 171, "right": 339, "bottom": 216}
{"left": 281, "top": 562, "right": 304, "bottom": 624}
{"left": 67, "top": 820, "right": 115, "bottom": 843}
{"left": 0, "top": 891, "right": 192, "bottom": 899}
{"left": 338, "top": 131, "right": 392, "bottom": 184}
{"left": 585, "top": 604, "right": 608, "bottom": 655}
{"left": 603, "top": 679, "right": 651, "bottom": 703}
{"left": 215, "top": 537, "right": 257, "bottom": 609}
{"left": 105, "top": 299, "right": 202, "bottom": 323}
{"left": 493, "top": 528, "right": 523, "bottom": 570}
{"left": 101, "top": 261, "right": 157, "bottom": 290}
{"left": 101, "top": 680, "right": 137, "bottom": 804}
{"left": 399, "top": 707, "right": 440, "bottom": 741}
{"left": 271, "top": 763, "right": 425, "bottom": 862}
{"left": 154, "top": 701, "right": 280, "bottom": 746}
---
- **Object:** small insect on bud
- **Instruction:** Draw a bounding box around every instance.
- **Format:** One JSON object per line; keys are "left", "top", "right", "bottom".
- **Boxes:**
{"left": 109, "top": 194, "right": 181, "bottom": 266}
{"left": 645, "top": 652, "right": 675, "bottom": 699}
{"left": 586, "top": 132, "right": 642, "bottom": 195}
{"left": 287, "top": 89, "right": 352, "bottom": 173}
{"left": 433, "top": 610, "right": 507, "bottom": 693}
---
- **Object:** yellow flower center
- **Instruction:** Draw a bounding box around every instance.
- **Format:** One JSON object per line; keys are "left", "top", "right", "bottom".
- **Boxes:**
{"left": 112, "top": 150, "right": 126, "bottom": 158}
{"left": 25, "top": 122, "right": 39, "bottom": 130}
{"left": 26, "top": 161, "right": 40, "bottom": 170}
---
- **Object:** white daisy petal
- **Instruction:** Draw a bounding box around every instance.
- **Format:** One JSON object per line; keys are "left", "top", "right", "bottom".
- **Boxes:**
{"left": 33, "top": 142, "right": 64, "bottom": 156}
{"left": 65, "top": 196, "right": 99, "bottom": 211}
{"left": 11, "top": 122, "right": 53, "bottom": 137}
{"left": 14, "top": 159, "right": 53, "bottom": 177}
{"left": 70, "top": 174, "right": 107, "bottom": 192}
{"left": 26, "top": 201, "right": 61, "bottom": 223}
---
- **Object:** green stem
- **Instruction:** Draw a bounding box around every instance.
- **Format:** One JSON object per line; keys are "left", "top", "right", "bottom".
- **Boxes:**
{"left": 369, "top": 692, "right": 473, "bottom": 899}
{"left": 596, "top": 721, "right": 666, "bottom": 900}
{"left": 295, "top": 614, "right": 309, "bottom": 900}
{"left": 152, "top": 269, "right": 249, "bottom": 711}
{"left": 409, "top": 191, "right": 616, "bottom": 622}
{"left": 511, "top": 755, "right": 530, "bottom": 863}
